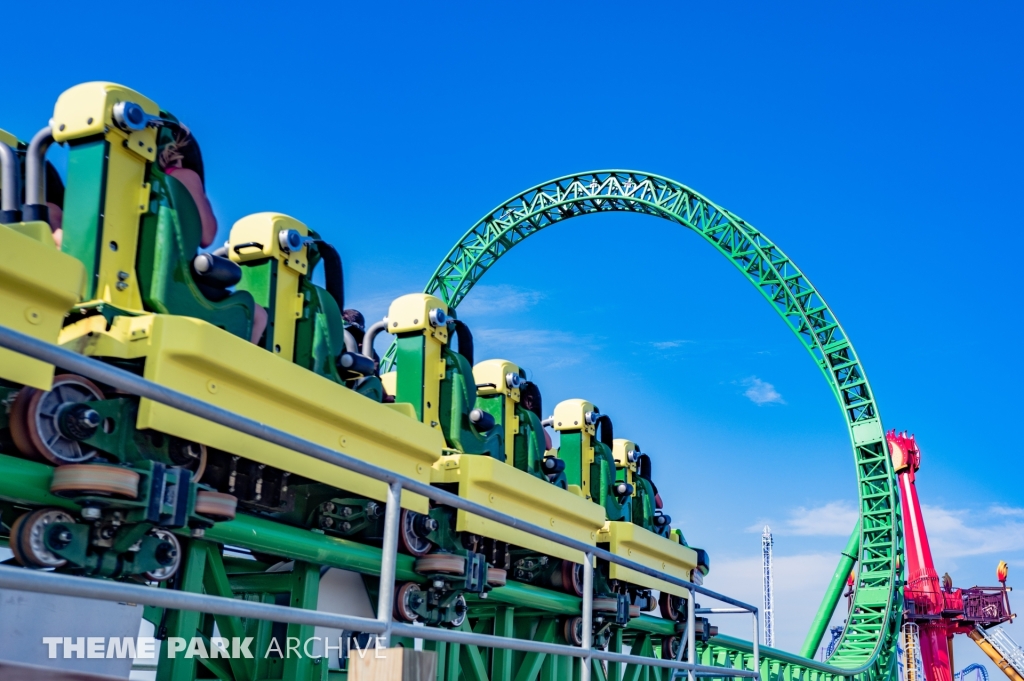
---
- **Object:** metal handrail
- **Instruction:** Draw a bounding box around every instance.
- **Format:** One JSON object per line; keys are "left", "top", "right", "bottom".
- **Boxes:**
{"left": 0, "top": 566, "right": 754, "bottom": 677}
{"left": 0, "top": 325, "right": 771, "bottom": 679}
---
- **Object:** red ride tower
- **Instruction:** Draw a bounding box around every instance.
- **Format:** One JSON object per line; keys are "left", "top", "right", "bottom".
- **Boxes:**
{"left": 889, "top": 430, "right": 953, "bottom": 681}
{"left": 888, "top": 430, "right": 1016, "bottom": 681}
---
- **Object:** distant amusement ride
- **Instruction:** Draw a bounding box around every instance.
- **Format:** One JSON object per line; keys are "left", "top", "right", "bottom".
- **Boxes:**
{"left": 0, "top": 82, "right": 1016, "bottom": 681}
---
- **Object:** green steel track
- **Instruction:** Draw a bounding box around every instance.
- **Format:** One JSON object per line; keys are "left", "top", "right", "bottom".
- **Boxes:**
{"left": 385, "top": 171, "right": 903, "bottom": 680}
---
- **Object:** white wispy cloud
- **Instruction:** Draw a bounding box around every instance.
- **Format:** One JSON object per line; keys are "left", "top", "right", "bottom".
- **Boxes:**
{"left": 748, "top": 501, "right": 858, "bottom": 536}
{"left": 922, "top": 504, "right": 1024, "bottom": 559}
{"left": 990, "top": 505, "right": 1024, "bottom": 517}
{"left": 741, "top": 376, "right": 785, "bottom": 406}
{"left": 646, "top": 340, "right": 694, "bottom": 350}
{"left": 457, "top": 285, "right": 545, "bottom": 316}
{"left": 787, "top": 501, "right": 859, "bottom": 536}
{"left": 752, "top": 499, "right": 1024, "bottom": 557}
{"left": 473, "top": 327, "right": 603, "bottom": 370}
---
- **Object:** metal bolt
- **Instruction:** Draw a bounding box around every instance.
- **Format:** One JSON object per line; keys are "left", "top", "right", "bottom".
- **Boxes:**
{"left": 116, "top": 281, "right": 128, "bottom": 291}
{"left": 117, "top": 271, "right": 129, "bottom": 281}
{"left": 57, "top": 530, "right": 73, "bottom": 544}
{"left": 81, "top": 507, "right": 101, "bottom": 520}
{"left": 322, "top": 502, "right": 336, "bottom": 513}
{"left": 433, "top": 580, "right": 444, "bottom": 590}
{"left": 76, "top": 408, "right": 101, "bottom": 430}
{"left": 480, "top": 592, "right": 489, "bottom": 599}
{"left": 340, "top": 522, "right": 351, "bottom": 532}
{"left": 191, "top": 528, "right": 205, "bottom": 538}
{"left": 322, "top": 517, "right": 334, "bottom": 528}
{"left": 341, "top": 506, "right": 353, "bottom": 517}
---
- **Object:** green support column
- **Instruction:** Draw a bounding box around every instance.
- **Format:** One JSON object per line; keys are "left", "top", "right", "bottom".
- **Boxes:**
{"left": 201, "top": 542, "right": 255, "bottom": 681}
{"left": 157, "top": 540, "right": 206, "bottom": 681}
{"left": 800, "top": 525, "right": 859, "bottom": 659}
{"left": 513, "top": 619, "right": 558, "bottom": 681}
{"left": 283, "top": 562, "right": 322, "bottom": 681}
{"left": 492, "top": 607, "right": 515, "bottom": 681}
{"left": 640, "top": 634, "right": 655, "bottom": 681}
{"left": 460, "top": 620, "right": 490, "bottom": 681}
{"left": 608, "top": 629, "right": 624, "bottom": 681}
{"left": 444, "top": 639, "right": 461, "bottom": 681}
{"left": 250, "top": 593, "right": 277, "bottom": 681}
{"left": 512, "top": 616, "right": 535, "bottom": 676}
{"left": 540, "top": 623, "right": 571, "bottom": 681}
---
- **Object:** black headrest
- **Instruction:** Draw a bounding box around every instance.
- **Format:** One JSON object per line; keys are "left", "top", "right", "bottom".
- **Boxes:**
{"left": 46, "top": 162, "right": 65, "bottom": 206}
{"left": 157, "top": 114, "right": 206, "bottom": 186}
{"left": 520, "top": 381, "right": 543, "bottom": 418}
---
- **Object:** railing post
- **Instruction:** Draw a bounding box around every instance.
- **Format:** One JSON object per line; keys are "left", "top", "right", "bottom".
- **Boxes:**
{"left": 687, "top": 588, "right": 696, "bottom": 681}
{"left": 376, "top": 481, "right": 402, "bottom": 648}
{"left": 581, "top": 552, "right": 594, "bottom": 681}
{"left": 752, "top": 610, "right": 761, "bottom": 680}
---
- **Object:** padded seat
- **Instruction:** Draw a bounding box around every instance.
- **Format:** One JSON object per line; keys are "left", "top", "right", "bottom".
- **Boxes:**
{"left": 136, "top": 171, "right": 254, "bottom": 340}
{"left": 438, "top": 348, "right": 503, "bottom": 459}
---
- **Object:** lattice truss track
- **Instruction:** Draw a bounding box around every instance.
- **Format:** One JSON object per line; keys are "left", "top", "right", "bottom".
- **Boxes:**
{"left": 384, "top": 171, "right": 904, "bottom": 681}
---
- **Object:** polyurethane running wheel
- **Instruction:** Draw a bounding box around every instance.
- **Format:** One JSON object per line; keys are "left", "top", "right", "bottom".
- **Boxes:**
{"left": 167, "top": 439, "right": 207, "bottom": 482}
{"left": 195, "top": 491, "right": 238, "bottom": 521}
{"left": 662, "top": 635, "right": 681, "bottom": 660}
{"left": 660, "top": 591, "right": 682, "bottom": 621}
{"left": 394, "top": 582, "right": 422, "bottom": 623}
{"left": 51, "top": 464, "right": 140, "bottom": 499}
{"left": 10, "top": 375, "right": 105, "bottom": 464}
{"left": 559, "top": 560, "right": 583, "bottom": 596}
{"left": 629, "top": 604, "right": 641, "bottom": 618}
{"left": 9, "top": 508, "right": 74, "bottom": 568}
{"left": 449, "top": 594, "right": 468, "bottom": 629}
{"left": 144, "top": 528, "right": 182, "bottom": 582}
{"left": 593, "top": 597, "right": 619, "bottom": 613}
{"left": 486, "top": 567, "right": 507, "bottom": 587}
{"left": 415, "top": 553, "right": 465, "bottom": 575}
{"left": 564, "top": 616, "right": 584, "bottom": 647}
{"left": 398, "top": 509, "right": 433, "bottom": 557}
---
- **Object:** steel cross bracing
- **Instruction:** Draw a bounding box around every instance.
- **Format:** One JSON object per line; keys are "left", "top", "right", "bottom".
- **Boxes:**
{"left": 383, "top": 170, "right": 903, "bottom": 680}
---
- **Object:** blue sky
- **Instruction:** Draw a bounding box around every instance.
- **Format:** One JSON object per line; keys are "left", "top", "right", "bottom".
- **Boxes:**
{"left": 6, "top": 0, "right": 1023, "bottom": 666}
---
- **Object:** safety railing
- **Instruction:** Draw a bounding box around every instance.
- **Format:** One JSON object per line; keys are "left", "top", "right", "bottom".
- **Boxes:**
{"left": 904, "top": 585, "right": 1013, "bottom": 625}
{"left": 0, "top": 325, "right": 774, "bottom": 680}
{"left": 961, "top": 586, "right": 1013, "bottom": 624}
